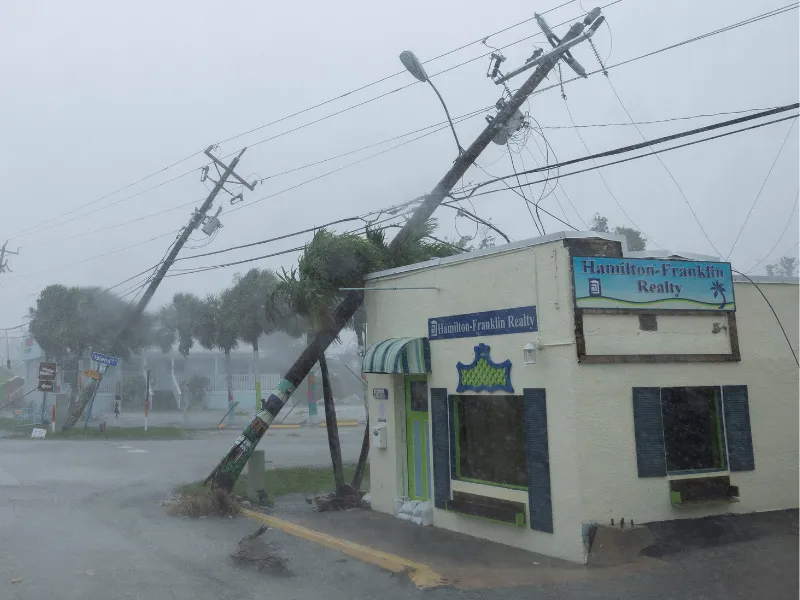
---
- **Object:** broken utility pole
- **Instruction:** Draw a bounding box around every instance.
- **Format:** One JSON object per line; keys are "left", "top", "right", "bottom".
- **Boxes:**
{"left": 0, "top": 241, "right": 19, "bottom": 275}
{"left": 62, "top": 147, "right": 255, "bottom": 430}
{"left": 206, "top": 9, "right": 606, "bottom": 491}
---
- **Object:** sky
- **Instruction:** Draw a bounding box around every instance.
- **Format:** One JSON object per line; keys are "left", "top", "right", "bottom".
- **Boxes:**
{"left": 0, "top": 0, "right": 798, "bottom": 345}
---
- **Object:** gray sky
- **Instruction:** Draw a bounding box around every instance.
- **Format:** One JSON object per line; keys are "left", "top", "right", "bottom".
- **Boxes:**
{"left": 1, "top": 0, "right": 798, "bottom": 335}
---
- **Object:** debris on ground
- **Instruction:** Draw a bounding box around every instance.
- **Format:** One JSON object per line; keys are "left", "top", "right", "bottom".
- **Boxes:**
{"left": 230, "top": 525, "right": 291, "bottom": 575}
{"left": 163, "top": 486, "right": 240, "bottom": 518}
{"left": 309, "top": 484, "right": 368, "bottom": 512}
{"left": 10, "top": 578, "right": 22, "bottom": 584}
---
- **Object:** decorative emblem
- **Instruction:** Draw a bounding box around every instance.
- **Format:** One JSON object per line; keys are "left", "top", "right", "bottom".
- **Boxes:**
{"left": 456, "top": 343, "right": 513, "bottom": 393}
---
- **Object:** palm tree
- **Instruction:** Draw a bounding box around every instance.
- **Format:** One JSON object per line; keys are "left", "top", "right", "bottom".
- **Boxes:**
{"left": 228, "top": 269, "right": 280, "bottom": 410}
{"left": 196, "top": 293, "right": 240, "bottom": 416}
{"left": 710, "top": 280, "right": 727, "bottom": 309}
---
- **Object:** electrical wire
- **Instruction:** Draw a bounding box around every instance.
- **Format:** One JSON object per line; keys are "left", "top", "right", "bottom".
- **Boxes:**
{"left": 507, "top": 145, "right": 544, "bottom": 234}
{"left": 745, "top": 190, "right": 800, "bottom": 274}
{"left": 562, "top": 96, "right": 662, "bottom": 249}
{"left": 452, "top": 105, "right": 800, "bottom": 198}
{"left": 726, "top": 118, "right": 798, "bottom": 260}
{"left": 732, "top": 269, "right": 799, "bottom": 366}
{"left": 2, "top": 1, "right": 586, "bottom": 242}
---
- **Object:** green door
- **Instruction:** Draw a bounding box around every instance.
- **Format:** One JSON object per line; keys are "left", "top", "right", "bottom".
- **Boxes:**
{"left": 405, "top": 376, "right": 431, "bottom": 501}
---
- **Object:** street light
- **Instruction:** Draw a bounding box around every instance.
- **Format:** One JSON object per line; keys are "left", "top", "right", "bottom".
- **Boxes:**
{"left": 399, "top": 50, "right": 464, "bottom": 155}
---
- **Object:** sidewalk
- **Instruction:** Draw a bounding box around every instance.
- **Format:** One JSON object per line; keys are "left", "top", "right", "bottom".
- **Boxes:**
{"left": 257, "top": 499, "right": 658, "bottom": 590}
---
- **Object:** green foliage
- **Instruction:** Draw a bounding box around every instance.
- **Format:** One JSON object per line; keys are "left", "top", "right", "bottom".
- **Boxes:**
{"left": 172, "top": 293, "right": 203, "bottom": 357}
{"left": 195, "top": 293, "right": 240, "bottom": 355}
{"left": 227, "top": 269, "right": 280, "bottom": 351}
{"left": 590, "top": 213, "right": 647, "bottom": 252}
{"left": 766, "top": 256, "right": 799, "bottom": 277}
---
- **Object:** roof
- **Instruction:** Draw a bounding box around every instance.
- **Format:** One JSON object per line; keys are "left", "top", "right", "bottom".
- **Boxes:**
{"left": 365, "top": 230, "right": 628, "bottom": 281}
{"left": 733, "top": 275, "right": 799, "bottom": 285}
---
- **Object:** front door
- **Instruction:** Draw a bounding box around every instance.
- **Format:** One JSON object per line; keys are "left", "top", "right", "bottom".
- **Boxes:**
{"left": 405, "top": 376, "right": 431, "bottom": 501}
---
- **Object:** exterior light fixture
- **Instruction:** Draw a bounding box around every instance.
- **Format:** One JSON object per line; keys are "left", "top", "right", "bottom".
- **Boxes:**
{"left": 523, "top": 341, "right": 538, "bottom": 364}
{"left": 399, "top": 50, "right": 464, "bottom": 155}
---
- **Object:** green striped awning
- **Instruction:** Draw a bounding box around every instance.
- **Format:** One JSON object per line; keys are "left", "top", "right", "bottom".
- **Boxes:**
{"left": 362, "top": 338, "right": 431, "bottom": 374}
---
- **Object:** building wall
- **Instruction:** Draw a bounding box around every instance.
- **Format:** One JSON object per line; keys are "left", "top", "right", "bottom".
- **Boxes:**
{"left": 574, "top": 280, "right": 799, "bottom": 525}
{"left": 366, "top": 241, "right": 587, "bottom": 563}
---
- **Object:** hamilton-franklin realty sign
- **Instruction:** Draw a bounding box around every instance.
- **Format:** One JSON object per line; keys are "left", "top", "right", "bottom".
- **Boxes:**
{"left": 428, "top": 306, "right": 538, "bottom": 341}
{"left": 572, "top": 257, "right": 735, "bottom": 311}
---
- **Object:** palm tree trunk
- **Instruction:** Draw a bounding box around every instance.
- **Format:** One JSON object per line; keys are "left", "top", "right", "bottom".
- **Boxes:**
{"left": 225, "top": 350, "right": 233, "bottom": 424}
{"left": 351, "top": 369, "right": 369, "bottom": 490}
{"left": 252, "top": 341, "right": 260, "bottom": 413}
{"left": 318, "top": 351, "right": 344, "bottom": 493}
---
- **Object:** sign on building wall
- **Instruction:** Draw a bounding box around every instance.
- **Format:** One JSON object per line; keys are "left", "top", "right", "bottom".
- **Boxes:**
{"left": 572, "top": 257, "right": 735, "bottom": 311}
{"left": 428, "top": 306, "right": 538, "bottom": 341}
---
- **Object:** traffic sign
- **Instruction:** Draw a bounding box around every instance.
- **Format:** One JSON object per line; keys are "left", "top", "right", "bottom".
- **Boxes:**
{"left": 84, "top": 369, "right": 101, "bottom": 380}
{"left": 37, "top": 380, "right": 54, "bottom": 392}
{"left": 38, "top": 362, "right": 57, "bottom": 381}
{"left": 91, "top": 352, "right": 119, "bottom": 367}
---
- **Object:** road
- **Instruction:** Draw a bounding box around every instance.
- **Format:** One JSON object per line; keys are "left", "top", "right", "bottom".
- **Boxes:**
{"left": 0, "top": 430, "right": 797, "bottom": 600}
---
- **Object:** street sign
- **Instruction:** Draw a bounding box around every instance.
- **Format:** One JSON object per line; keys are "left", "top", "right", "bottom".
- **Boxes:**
{"left": 38, "top": 362, "right": 57, "bottom": 380}
{"left": 84, "top": 369, "right": 101, "bottom": 380}
{"left": 91, "top": 352, "right": 119, "bottom": 367}
{"left": 37, "top": 380, "right": 54, "bottom": 392}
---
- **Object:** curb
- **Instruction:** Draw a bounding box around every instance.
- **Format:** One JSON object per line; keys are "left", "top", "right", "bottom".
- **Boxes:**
{"left": 241, "top": 509, "right": 447, "bottom": 589}
{"left": 319, "top": 420, "right": 361, "bottom": 427}
{"left": 270, "top": 424, "right": 302, "bottom": 429}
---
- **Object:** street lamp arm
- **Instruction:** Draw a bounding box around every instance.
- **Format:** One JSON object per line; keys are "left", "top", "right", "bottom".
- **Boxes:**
{"left": 427, "top": 80, "right": 464, "bottom": 155}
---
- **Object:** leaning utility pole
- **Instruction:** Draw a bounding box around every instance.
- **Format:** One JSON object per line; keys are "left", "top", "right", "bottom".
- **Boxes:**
{"left": 62, "top": 147, "right": 255, "bottom": 430}
{"left": 0, "top": 241, "right": 19, "bottom": 275}
{"left": 207, "top": 9, "right": 606, "bottom": 491}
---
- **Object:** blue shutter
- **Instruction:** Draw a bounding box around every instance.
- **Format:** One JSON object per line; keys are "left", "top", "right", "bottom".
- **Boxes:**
{"left": 430, "top": 388, "right": 451, "bottom": 509}
{"left": 632, "top": 387, "right": 666, "bottom": 477}
{"left": 723, "top": 385, "right": 755, "bottom": 472}
{"left": 523, "top": 388, "right": 553, "bottom": 533}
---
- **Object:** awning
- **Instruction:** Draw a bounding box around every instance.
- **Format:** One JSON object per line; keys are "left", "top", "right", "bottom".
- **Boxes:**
{"left": 362, "top": 337, "right": 431, "bottom": 374}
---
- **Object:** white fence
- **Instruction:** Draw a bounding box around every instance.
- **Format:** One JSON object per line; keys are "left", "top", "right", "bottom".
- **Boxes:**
{"left": 209, "top": 373, "right": 281, "bottom": 392}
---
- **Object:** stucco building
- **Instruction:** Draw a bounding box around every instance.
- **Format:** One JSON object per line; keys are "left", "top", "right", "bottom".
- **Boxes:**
{"left": 361, "top": 231, "right": 799, "bottom": 564}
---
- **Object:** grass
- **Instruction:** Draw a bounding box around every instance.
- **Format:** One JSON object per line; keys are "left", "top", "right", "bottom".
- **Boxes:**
{"left": 237, "top": 463, "right": 370, "bottom": 500}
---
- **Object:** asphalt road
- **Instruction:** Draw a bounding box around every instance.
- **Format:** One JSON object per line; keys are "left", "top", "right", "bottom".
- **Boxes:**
{"left": 0, "top": 430, "right": 797, "bottom": 600}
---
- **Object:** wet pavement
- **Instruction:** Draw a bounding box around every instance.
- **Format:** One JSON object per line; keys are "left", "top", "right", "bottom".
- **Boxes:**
{"left": 0, "top": 431, "right": 796, "bottom": 600}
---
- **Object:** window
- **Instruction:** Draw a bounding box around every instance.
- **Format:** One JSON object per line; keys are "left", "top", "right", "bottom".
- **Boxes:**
{"left": 453, "top": 395, "right": 527, "bottom": 488}
{"left": 661, "top": 387, "right": 726, "bottom": 474}
{"left": 409, "top": 380, "right": 428, "bottom": 412}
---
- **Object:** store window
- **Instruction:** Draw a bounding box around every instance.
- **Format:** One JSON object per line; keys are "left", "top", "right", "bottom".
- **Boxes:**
{"left": 661, "top": 387, "right": 726, "bottom": 473}
{"left": 453, "top": 394, "right": 527, "bottom": 488}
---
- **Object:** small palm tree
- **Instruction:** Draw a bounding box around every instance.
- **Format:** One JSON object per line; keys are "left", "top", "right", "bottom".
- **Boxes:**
{"left": 710, "top": 280, "right": 727, "bottom": 309}
{"left": 195, "top": 293, "right": 240, "bottom": 412}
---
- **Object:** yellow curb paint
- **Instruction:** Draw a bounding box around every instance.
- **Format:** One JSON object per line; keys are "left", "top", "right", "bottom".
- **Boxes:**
{"left": 319, "top": 420, "right": 360, "bottom": 427}
{"left": 241, "top": 509, "right": 447, "bottom": 589}
{"left": 270, "top": 424, "right": 301, "bottom": 429}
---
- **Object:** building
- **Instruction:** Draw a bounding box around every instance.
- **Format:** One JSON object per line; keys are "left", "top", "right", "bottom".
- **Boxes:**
{"left": 361, "top": 232, "right": 799, "bottom": 564}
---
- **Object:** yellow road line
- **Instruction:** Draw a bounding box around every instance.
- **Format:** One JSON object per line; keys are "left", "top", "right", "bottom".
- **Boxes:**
{"left": 319, "top": 420, "right": 360, "bottom": 427}
{"left": 241, "top": 508, "right": 447, "bottom": 589}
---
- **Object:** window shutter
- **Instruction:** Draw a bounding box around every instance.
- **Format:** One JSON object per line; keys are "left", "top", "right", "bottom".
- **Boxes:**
{"left": 723, "top": 385, "right": 755, "bottom": 472}
{"left": 523, "top": 388, "right": 553, "bottom": 533}
{"left": 430, "top": 388, "right": 451, "bottom": 509}
{"left": 632, "top": 387, "right": 666, "bottom": 477}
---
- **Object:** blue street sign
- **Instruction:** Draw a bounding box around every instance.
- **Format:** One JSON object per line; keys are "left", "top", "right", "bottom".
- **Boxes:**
{"left": 91, "top": 351, "right": 119, "bottom": 367}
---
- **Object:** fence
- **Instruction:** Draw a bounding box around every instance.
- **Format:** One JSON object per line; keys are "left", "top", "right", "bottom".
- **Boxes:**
{"left": 209, "top": 373, "right": 281, "bottom": 392}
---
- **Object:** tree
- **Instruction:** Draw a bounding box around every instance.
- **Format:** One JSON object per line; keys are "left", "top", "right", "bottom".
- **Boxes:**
{"left": 195, "top": 293, "right": 240, "bottom": 412}
{"left": 228, "top": 269, "right": 280, "bottom": 408}
{"left": 766, "top": 256, "right": 799, "bottom": 277}
{"left": 589, "top": 213, "right": 646, "bottom": 252}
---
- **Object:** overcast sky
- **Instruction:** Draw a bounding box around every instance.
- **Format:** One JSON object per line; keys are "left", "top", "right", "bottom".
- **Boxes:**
{"left": 1, "top": 0, "right": 797, "bottom": 340}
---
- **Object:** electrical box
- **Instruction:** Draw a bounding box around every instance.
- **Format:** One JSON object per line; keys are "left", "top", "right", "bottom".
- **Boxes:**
{"left": 371, "top": 423, "right": 387, "bottom": 449}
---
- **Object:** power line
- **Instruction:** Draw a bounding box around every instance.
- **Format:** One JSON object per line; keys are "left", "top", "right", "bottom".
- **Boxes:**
{"left": 2, "top": 1, "right": 585, "bottom": 242}
{"left": 745, "top": 190, "right": 799, "bottom": 274}
{"left": 732, "top": 268, "right": 799, "bottom": 366}
{"left": 726, "top": 118, "right": 798, "bottom": 260}
{"left": 453, "top": 104, "right": 799, "bottom": 197}
{"left": 507, "top": 146, "right": 544, "bottom": 234}
{"left": 453, "top": 115, "right": 800, "bottom": 203}
{"left": 562, "top": 95, "right": 661, "bottom": 248}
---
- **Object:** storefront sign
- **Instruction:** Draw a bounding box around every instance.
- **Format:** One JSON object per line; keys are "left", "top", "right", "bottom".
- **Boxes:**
{"left": 572, "top": 257, "right": 735, "bottom": 311}
{"left": 428, "top": 306, "right": 538, "bottom": 341}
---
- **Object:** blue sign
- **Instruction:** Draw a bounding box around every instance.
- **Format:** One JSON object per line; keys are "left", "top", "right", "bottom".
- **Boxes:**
{"left": 428, "top": 306, "right": 538, "bottom": 341}
{"left": 91, "top": 351, "right": 119, "bottom": 367}
{"left": 572, "top": 257, "right": 735, "bottom": 311}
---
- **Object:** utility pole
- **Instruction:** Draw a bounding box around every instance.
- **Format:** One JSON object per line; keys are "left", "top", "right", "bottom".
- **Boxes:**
{"left": 207, "top": 9, "right": 606, "bottom": 491}
{"left": 0, "top": 241, "right": 20, "bottom": 275}
{"left": 62, "top": 146, "right": 255, "bottom": 430}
